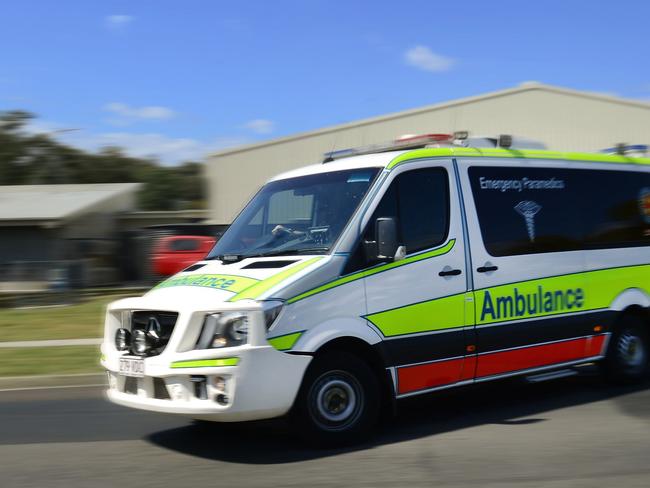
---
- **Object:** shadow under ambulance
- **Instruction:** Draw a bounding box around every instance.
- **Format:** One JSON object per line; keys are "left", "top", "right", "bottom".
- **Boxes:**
{"left": 146, "top": 373, "right": 650, "bottom": 464}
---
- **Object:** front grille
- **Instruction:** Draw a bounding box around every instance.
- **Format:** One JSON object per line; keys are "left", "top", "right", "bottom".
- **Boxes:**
{"left": 130, "top": 311, "right": 179, "bottom": 356}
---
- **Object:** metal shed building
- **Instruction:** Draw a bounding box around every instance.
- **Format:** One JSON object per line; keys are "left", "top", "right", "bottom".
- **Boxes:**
{"left": 206, "top": 82, "right": 650, "bottom": 225}
{"left": 0, "top": 183, "right": 140, "bottom": 287}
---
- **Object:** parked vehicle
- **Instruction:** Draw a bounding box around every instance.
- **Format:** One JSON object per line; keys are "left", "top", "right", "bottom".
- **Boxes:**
{"left": 151, "top": 235, "right": 216, "bottom": 276}
{"left": 102, "top": 133, "right": 650, "bottom": 444}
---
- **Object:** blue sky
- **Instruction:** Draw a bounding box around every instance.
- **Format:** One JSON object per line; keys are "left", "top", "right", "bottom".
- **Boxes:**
{"left": 1, "top": 0, "right": 649, "bottom": 164}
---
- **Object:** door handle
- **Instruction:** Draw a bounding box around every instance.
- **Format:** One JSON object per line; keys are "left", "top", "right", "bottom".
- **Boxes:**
{"left": 439, "top": 268, "right": 462, "bottom": 277}
{"left": 477, "top": 265, "right": 498, "bottom": 273}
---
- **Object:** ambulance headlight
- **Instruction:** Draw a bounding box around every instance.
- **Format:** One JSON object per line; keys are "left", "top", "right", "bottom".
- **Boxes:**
{"left": 115, "top": 328, "right": 131, "bottom": 351}
{"left": 196, "top": 312, "right": 248, "bottom": 349}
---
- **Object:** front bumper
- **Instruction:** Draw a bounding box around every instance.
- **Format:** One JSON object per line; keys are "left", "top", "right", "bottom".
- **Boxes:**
{"left": 102, "top": 345, "right": 312, "bottom": 422}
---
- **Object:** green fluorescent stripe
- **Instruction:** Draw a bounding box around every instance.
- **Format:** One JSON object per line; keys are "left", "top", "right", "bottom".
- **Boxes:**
{"left": 365, "top": 263, "right": 650, "bottom": 338}
{"left": 387, "top": 147, "right": 650, "bottom": 170}
{"left": 366, "top": 293, "right": 467, "bottom": 337}
{"left": 229, "top": 257, "right": 323, "bottom": 302}
{"left": 364, "top": 239, "right": 455, "bottom": 278}
{"left": 171, "top": 357, "right": 239, "bottom": 368}
{"left": 287, "top": 239, "right": 456, "bottom": 304}
{"left": 268, "top": 331, "right": 303, "bottom": 351}
{"left": 154, "top": 274, "right": 259, "bottom": 293}
{"left": 475, "top": 263, "right": 650, "bottom": 325}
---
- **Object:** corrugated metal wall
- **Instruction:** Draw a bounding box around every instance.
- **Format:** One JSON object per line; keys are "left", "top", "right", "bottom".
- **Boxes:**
{"left": 207, "top": 85, "right": 650, "bottom": 224}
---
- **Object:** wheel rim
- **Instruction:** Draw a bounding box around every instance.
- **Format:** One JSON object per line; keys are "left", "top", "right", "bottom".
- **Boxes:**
{"left": 309, "top": 371, "right": 363, "bottom": 431}
{"left": 617, "top": 330, "right": 646, "bottom": 369}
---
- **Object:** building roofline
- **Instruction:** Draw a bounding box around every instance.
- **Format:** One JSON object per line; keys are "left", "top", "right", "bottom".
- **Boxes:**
{"left": 0, "top": 183, "right": 142, "bottom": 223}
{"left": 0, "top": 182, "right": 141, "bottom": 192}
{"left": 208, "top": 82, "right": 650, "bottom": 159}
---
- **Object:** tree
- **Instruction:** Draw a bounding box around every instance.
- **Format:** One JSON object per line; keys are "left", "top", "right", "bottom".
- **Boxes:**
{"left": 0, "top": 110, "right": 207, "bottom": 210}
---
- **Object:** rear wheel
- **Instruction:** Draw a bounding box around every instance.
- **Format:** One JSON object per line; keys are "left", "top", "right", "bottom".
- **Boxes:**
{"left": 601, "top": 316, "right": 649, "bottom": 383}
{"left": 292, "top": 352, "right": 380, "bottom": 445}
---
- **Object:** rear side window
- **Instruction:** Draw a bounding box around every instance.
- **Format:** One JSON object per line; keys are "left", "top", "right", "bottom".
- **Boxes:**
{"left": 580, "top": 171, "right": 650, "bottom": 248}
{"left": 469, "top": 166, "right": 650, "bottom": 256}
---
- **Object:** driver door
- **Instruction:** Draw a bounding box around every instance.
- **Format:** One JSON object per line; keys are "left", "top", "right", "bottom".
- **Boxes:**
{"left": 360, "top": 160, "right": 474, "bottom": 397}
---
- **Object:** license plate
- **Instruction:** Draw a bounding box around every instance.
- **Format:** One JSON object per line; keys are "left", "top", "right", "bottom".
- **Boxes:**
{"left": 119, "top": 357, "right": 144, "bottom": 378}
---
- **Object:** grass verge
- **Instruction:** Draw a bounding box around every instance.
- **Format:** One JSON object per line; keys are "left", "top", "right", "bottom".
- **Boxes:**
{"left": 0, "top": 295, "right": 134, "bottom": 342}
{"left": 0, "top": 346, "right": 102, "bottom": 377}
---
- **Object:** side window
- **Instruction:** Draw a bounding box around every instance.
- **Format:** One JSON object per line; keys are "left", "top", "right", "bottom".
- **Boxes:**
{"left": 580, "top": 170, "right": 650, "bottom": 249}
{"left": 468, "top": 167, "right": 582, "bottom": 256}
{"left": 169, "top": 239, "right": 200, "bottom": 252}
{"left": 468, "top": 166, "right": 650, "bottom": 257}
{"left": 398, "top": 168, "right": 449, "bottom": 252}
{"left": 345, "top": 167, "right": 449, "bottom": 273}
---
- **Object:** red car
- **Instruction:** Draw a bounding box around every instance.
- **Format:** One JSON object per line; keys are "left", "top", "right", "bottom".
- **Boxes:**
{"left": 152, "top": 235, "right": 216, "bottom": 276}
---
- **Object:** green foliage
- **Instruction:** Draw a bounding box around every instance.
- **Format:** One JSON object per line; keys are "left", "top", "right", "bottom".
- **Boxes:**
{"left": 0, "top": 295, "right": 135, "bottom": 342}
{"left": 0, "top": 111, "right": 206, "bottom": 210}
{"left": 0, "top": 346, "right": 102, "bottom": 377}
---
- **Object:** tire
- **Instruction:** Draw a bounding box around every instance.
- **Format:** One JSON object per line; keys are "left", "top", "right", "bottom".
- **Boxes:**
{"left": 291, "top": 351, "right": 381, "bottom": 446}
{"left": 601, "top": 315, "right": 649, "bottom": 384}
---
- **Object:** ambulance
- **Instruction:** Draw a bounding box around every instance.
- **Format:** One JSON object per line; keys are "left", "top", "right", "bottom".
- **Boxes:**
{"left": 101, "top": 134, "right": 650, "bottom": 443}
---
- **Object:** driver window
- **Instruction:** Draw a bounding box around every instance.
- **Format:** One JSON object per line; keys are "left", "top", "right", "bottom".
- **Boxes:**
{"left": 345, "top": 167, "right": 449, "bottom": 273}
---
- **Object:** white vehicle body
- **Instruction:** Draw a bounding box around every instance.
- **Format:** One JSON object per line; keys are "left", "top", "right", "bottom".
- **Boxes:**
{"left": 101, "top": 146, "right": 650, "bottom": 425}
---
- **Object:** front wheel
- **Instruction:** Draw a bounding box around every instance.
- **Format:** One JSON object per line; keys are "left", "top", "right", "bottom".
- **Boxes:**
{"left": 601, "top": 316, "right": 649, "bottom": 383}
{"left": 291, "top": 352, "right": 380, "bottom": 446}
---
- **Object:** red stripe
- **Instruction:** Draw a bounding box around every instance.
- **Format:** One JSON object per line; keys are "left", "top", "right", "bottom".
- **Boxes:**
{"left": 398, "top": 358, "right": 464, "bottom": 394}
{"left": 459, "top": 355, "right": 477, "bottom": 381}
{"left": 586, "top": 334, "right": 607, "bottom": 356}
{"left": 476, "top": 336, "right": 605, "bottom": 378}
{"left": 396, "top": 335, "right": 607, "bottom": 395}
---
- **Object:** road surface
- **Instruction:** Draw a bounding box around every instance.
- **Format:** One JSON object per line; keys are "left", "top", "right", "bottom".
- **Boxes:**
{"left": 1, "top": 374, "right": 649, "bottom": 488}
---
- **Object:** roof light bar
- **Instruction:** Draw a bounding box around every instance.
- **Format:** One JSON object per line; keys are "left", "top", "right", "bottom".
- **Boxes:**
{"left": 601, "top": 144, "right": 648, "bottom": 157}
{"left": 498, "top": 134, "right": 513, "bottom": 148}
{"left": 323, "top": 133, "right": 455, "bottom": 163}
{"left": 322, "top": 131, "right": 549, "bottom": 163}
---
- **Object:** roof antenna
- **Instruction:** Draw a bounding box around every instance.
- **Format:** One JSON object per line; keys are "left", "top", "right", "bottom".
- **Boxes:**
{"left": 323, "top": 132, "right": 341, "bottom": 164}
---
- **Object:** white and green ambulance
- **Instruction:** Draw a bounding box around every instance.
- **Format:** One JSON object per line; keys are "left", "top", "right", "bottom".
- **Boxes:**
{"left": 101, "top": 134, "right": 650, "bottom": 443}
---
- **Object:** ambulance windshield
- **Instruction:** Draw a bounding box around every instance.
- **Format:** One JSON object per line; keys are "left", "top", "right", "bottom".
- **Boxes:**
{"left": 208, "top": 168, "right": 381, "bottom": 261}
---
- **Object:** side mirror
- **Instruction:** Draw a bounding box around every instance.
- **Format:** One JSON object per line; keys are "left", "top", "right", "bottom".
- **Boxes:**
{"left": 376, "top": 217, "right": 398, "bottom": 260}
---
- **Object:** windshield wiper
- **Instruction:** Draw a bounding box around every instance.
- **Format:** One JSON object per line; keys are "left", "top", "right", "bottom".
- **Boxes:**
{"left": 206, "top": 254, "right": 241, "bottom": 262}
{"left": 247, "top": 247, "right": 330, "bottom": 258}
{"left": 207, "top": 247, "right": 328, "bottom": 263}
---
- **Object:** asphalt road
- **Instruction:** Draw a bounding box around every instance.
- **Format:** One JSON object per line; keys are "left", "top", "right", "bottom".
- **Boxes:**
{"left": 1, "top": 374, "right": 649, "bottom": 488}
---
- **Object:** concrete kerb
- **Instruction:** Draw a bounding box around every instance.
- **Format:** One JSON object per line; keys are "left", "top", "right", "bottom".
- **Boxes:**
{"left": 0, "top": 338, "right": 103, "bottom": 348}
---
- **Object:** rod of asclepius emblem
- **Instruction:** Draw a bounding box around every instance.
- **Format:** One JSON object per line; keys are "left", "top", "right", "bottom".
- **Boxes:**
{"left": 514, "top": 200, "right": 542, "bottom": 242}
